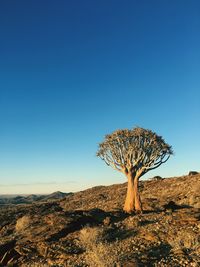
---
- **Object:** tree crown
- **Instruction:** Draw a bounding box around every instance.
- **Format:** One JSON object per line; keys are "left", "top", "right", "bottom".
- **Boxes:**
{"left": 97, "top": 127, "right": 173, "bottom": 177}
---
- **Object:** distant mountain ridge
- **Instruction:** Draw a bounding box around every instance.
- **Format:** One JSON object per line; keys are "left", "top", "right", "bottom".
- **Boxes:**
{"left": 0, "top": 191, "right": 72, "bottom": 205}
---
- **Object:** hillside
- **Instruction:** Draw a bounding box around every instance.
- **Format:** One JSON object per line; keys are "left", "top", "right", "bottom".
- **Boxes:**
{"left": 0, "top": 174, "right": 199, "bottom": 266}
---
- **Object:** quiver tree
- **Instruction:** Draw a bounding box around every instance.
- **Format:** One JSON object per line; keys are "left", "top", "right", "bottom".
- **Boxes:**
{"left": 97, "top": 127, "right": 173, "bottom": 213}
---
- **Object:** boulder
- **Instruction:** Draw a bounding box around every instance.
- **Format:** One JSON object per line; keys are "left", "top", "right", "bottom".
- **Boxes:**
{"left": 188, "top": 171, "right": 198, "bottom": 176}
{"left": 151, "top": 176, "right": 163, "bottom": 181}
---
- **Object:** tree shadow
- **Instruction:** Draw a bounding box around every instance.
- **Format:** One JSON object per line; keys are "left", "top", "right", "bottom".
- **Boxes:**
{"left": 104, "top": 226, "right": 138, "bottom": 242}
{"left": 141, "top": 201, "right": 193, "bottom": 215}
{"left": 163, "top": 201, "right": 192, "bottom": 211}
{"left": 46, "top": 208, "right": 130, "bottom": 242}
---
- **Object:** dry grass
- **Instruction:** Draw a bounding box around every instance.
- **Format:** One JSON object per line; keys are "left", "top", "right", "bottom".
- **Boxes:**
{"left": 15, "top": 215, "right": 30, "bottom": 232}
{"left": 79, "top": 226, "right": 122, "bottom": 267}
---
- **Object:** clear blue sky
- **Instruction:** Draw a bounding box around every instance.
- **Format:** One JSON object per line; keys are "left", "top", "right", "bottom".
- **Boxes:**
{"left": 0, "top": 0, "right": 200, "bottom": 194}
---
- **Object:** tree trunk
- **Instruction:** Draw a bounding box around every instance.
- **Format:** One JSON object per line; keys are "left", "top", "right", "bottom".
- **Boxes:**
{"left": 123, "top": 173, "right": 142, "bottom": 213}
{"left": 134, "top": 177, "right": 142, "bottom": 212}
{"left": 123, "top": 173, "right": 135, "bottom": 213}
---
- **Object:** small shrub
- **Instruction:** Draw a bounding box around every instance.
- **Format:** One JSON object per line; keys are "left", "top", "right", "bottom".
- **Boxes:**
{"left": 79, "top": 226, "right": 105, "bottom": 247}
{"left": 79, "top": 226, "right": 121, "bottom": 267}
{"left": 15, "top": 215, "right": 30, "bottom": 232}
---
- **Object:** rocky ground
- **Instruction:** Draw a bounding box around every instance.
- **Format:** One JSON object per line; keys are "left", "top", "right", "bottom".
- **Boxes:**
{"left": 0, "top": 174, "right": 199, "bottom": 267}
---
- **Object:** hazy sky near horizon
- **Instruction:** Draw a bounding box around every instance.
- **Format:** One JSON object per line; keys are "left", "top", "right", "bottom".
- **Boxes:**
{"left": 0, "top": 1, "right": 200, "bottom": 194}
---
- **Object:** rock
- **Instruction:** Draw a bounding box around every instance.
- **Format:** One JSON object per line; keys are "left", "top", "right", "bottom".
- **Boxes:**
{"left": 103, "top": 216, "right": 111, "bottom": 226}
{"left": 0, "top": 240, "right": 21, "bottom": 265}
{"left": 124, "top": 259, "right": 138, "bottom": 267}
{"left": 151, "top": 176, "right": 163, "bottom": 181}
{"left": 188, "top": 171, "right": 199, "bottom": 176}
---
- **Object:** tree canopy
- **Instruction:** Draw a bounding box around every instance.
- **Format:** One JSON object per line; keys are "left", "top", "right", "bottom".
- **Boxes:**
{"left": 97, "top": 127, "right": 173, "bottom": 177}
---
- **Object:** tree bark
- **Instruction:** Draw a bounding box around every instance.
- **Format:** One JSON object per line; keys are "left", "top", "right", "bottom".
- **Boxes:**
{"left": 134, "top": 177, "right": 142, "bottom": 212}
{"left": 123, "top": 173, "right": 142, "bottom": 213}
{"left": 123, "top": 173, "right": 135, "bottom": 213}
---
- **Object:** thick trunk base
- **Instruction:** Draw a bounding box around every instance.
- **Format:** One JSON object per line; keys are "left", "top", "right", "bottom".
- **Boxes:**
{"left": 123, "top": 174, "right": 142, "bottom": 213}
{"left": 134, "top": 178, "right": 142, "bottom": 212}
{"left": 123, "top": 174, "right": 135, "bottom": 213}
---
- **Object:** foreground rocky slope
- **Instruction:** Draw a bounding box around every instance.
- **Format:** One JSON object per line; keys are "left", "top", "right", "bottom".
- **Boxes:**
{"left": 0, "top": 174, "right": 199, "bottom": 266}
